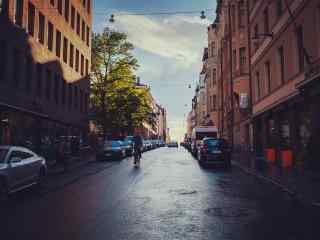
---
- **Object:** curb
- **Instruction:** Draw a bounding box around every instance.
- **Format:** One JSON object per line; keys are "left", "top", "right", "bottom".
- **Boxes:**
{"left": 232, "top": 161, "right": 320, "bottom": 208}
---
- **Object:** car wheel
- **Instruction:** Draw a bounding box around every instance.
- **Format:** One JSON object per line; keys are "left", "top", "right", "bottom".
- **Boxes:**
{"left": 0, "top": 179, "right": 8, "bottom": 202}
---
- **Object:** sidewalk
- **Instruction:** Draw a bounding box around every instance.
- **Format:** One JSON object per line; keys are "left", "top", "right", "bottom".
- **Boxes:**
{"left": 233, "top": 151, "right": 320, "bottom": 207}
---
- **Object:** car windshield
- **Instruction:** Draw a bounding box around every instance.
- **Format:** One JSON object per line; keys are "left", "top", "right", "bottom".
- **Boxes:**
{"left": 0, "top": 149, "right": 8, "bottom": 163}
{"left": 111, "top": 141, "right": 121, "bottom": 147}
{"left": 205, "top": 139, "right": 227, "bottom": 147}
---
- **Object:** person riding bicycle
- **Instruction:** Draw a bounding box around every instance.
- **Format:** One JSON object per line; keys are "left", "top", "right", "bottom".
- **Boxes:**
{"left": 132, "top": 133, "right": 143, "bottom": 164}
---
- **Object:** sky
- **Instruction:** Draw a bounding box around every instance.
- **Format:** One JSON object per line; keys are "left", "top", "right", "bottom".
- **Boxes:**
{"left": 92, "top": 0, "right": 217, "bottom": 141}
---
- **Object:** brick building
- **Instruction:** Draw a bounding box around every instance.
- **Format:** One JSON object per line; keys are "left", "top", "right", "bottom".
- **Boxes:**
{"left": 0, "top": 0, "right": 92, "bottom": 152}
{"left": 249, "top": 0, "right": 320, "bottom": 169}
{"left": 214, "top": 0, "right": 251, "bottom": 148}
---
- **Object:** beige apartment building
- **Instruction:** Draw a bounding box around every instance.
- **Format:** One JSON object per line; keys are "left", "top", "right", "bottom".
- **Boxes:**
{"left": 0, "top": 0, "right": 92, "bottom": 150}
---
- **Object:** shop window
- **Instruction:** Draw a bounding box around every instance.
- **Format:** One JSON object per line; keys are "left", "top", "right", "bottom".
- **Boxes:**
{"left": 71, "top": 5, "right": 75, "bottom": 30}
{"left": 0, "top": 40, "right": 6, "bottom": 82}
{"left": 13, "top": 48, "right": 21, "bottom": 86}
{"left": 46, "top": 69, "right": 52, "bottom": 100}
{"left": 48, "top": 22, "right": 54, "bottom": 51}
{"left": 25, "top": 55, "right": 33, "bottom": 92}
{"left": 28, "top": 2, "right": 35, "bottom": 36}
{"left": 280, "top": 113, "right": 291, "bottom": 150}
{"left": 63, "top": 37, "right": 68, "bottom": 63}
{"left": 14, "top": 0, "right": 24, "bottom": 27}
{"left": 54, "top": 73, "right": 59, "bottom": 104}
{"left": 64, "top": 0, "right": 69, "bottom": 22}
{"left": 38, "top": 12, "right": 45, "bottom": 44}
{"left": 36, "top": 63, "right": 43, "bottom": 98}
{"left": 56, "top": 30, "right": 61, "bottom": 58}
{"left": 0, "top": 0, "right": 8, "bottom": 16}
{"left": 62, "top": 78, "right": 66, "bottom": 105}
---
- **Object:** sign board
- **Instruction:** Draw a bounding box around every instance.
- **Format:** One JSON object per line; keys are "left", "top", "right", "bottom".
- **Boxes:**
{"left": 239, "top": 93, "right": 249, "bottom": 109}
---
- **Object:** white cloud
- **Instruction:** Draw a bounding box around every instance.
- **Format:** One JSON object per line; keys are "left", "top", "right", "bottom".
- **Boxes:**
{"left": 110, "top": 14, "right": 209, "bottom": 66}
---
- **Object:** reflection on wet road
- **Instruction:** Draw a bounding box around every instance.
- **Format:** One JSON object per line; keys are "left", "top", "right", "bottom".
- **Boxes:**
{"left": 1, "top": 147, "right": 319, "bottom": 240}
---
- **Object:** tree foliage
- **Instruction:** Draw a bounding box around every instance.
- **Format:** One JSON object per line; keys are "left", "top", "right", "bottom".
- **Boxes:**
{"left": 91, "top": 28, "right": 154, "bottom": 138}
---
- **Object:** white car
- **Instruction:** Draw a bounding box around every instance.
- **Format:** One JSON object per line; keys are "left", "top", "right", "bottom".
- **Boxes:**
{"left": 0, "top": 146, "right": 47, "bottom": 200}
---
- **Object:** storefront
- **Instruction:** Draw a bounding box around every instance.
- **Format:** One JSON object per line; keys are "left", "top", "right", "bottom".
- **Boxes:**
{"left": 253, "top": 74, "right": 320, "bottom": 170}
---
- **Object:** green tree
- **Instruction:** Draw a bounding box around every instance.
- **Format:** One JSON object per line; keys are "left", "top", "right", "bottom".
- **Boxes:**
{"left": 91, "top": 27, "right": 155, "bottom": 138}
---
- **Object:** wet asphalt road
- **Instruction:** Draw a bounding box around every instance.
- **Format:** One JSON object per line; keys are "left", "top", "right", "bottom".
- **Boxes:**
{"left": 1, "top": 147, "right": 320, "bottom": 240}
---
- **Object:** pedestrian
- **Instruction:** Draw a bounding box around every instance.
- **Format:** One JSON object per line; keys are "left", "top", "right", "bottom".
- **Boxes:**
{"left": 58, "top": 140, "right": 69, "bottom": 172}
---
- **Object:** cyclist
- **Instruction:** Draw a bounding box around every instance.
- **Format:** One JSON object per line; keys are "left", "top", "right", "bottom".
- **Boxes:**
{"left": 132, "top": 132, "right": 143, "bottom": 166}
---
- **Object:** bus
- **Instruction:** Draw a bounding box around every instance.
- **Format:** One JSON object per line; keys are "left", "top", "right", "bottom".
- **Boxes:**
{"left": 191, "top": 126, "right": 218, "bottom": 157}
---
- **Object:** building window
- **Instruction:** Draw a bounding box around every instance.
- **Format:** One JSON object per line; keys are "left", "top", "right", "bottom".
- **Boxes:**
{"left": 38, "top": 12, "right": 45, "bottom": 44}
{"left": 14, "top": 0, "right": 24, "bottom": 27}
{"left": 56, "top": 30, "right": 61, "bottom": 58}
{"left": 82, "top": 0, "right": 86, "bottom": 8}
{"left": 62, "top": 78, "right": 66, "bottom": 105}
{"left": 64, "top": 0, "right": 69, "bottom": 22}
{"left": 28, "top": 2, "right": 35, "bottom": 36}
{"left": 263, "top": 7, "right": 269, "bottom": 34}
{"left": 75, "top": 49, "right": 79, "bottom": 72}
{"left": 71, "top": 5, "right": 75, "bottom": 29}
{"left": 85, "top": 59, "right": 89, "bottom": 76}
{"left": 296, "top": 26, "right": 305, "bottom": 72}
{"left": 0, "top": 0, "right": 8, "bottom": 16}
{"left": 0, "top": 40, "right": 6, "bottom": 82}
{"left": 278, "top": 46, "right": 285, "bottom": 84}
{"left": 212, "top": 68, "right": 217, "bottom": 86}
{"left": 25, "top": 55, "right": 33, "bottom": 91}
{"left": 87, "top": 0, "right": 91, "bottom": 14}
{"left": 54, "top": 73, "right": 59, "bottom": 104}
{"left": 76, "top": 12, "right": 80, "bottom": 35}
{"left": 232, "top": 49, "right": 237, "bottom": 73}
{"left": 48, "top": 22, "right": 54, "bottom": 51}
{"left": 63, "top": 37, "right": 68, "bottom": 63}
{"left": 50, "top": 0, "right": 55, "bottom": 6}
{"left": 69, "top": 43, "right": 74, "bottom": 68}
{"left": 265, "top": 61, "right": 271, "bottom": 93}
{"left": 239, "top": 47, "right": 246, "bottom": 73}
{"left": 231, "top": 5, "right": 236, "bottom": 32}
{"left": 81, "top": 54, "right": 84, "bottom": 76}
{"left": 238, "top": 0, "right": 245, "bottom": 28}
{"left": 86, "top": 26, "right": 90, "bottom": 46}
{"left": 213, "top": 95, "right": 217, "bottom": 111}
{"left": 57, "top": 0, "right": 62, "bottom": 15}
{"left": 255, "top": 71, "right": 260, "bottom": 101}
{"left": 253, "top": 24, "right": 259, "bottom": 50}
{"left": 276, "top": 0, "right": 283, "bottom": 17}
{"left": 82, "top": 20, "right": 85, "bottom": 41}
{"left": 36, "top": 63, "right": 42, "bottom": 97}
{"left": 13, "top": 48, "right": 21, "bottom": 85}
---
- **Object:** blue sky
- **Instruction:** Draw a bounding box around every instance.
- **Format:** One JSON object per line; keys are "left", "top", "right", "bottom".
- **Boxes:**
{"left": 92, "top": 0, "right": 217, "bottom": 141}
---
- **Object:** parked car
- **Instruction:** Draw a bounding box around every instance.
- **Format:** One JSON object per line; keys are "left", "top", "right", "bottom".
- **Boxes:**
{"left": 0, "top": 146, "right": 47, "bottom": 200}
{"left": 122, "top": 140, "right": 133, "bottom": 156}
{"left": 168, "top": 141, "right": 179, "bottom": 148}
{"left": 96, "top": 140, "right": 126, "bottom": 161}
{"left": 197, "top": 138, "right": 231, "bottom": 168}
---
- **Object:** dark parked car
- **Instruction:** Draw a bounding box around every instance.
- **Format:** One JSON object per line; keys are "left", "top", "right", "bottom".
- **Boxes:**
{"left": 167, "top": 141, "right": 179, "bottom": 148}
{"left": 96, "top": 141, "right": 126, "bottom": 161}
{"left": 197, "top": 138, "right": 231, "bottom": 168}
{"left": 122, "top": 140, "right": 133, "bottom": 156}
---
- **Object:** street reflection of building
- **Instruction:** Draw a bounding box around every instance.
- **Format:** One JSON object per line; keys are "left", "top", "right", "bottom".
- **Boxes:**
{"left": 249, "top": 0, "right": 320, "bottom": 169}
{"left": 0, "top": 1, "right": 92, "bottom": 152}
